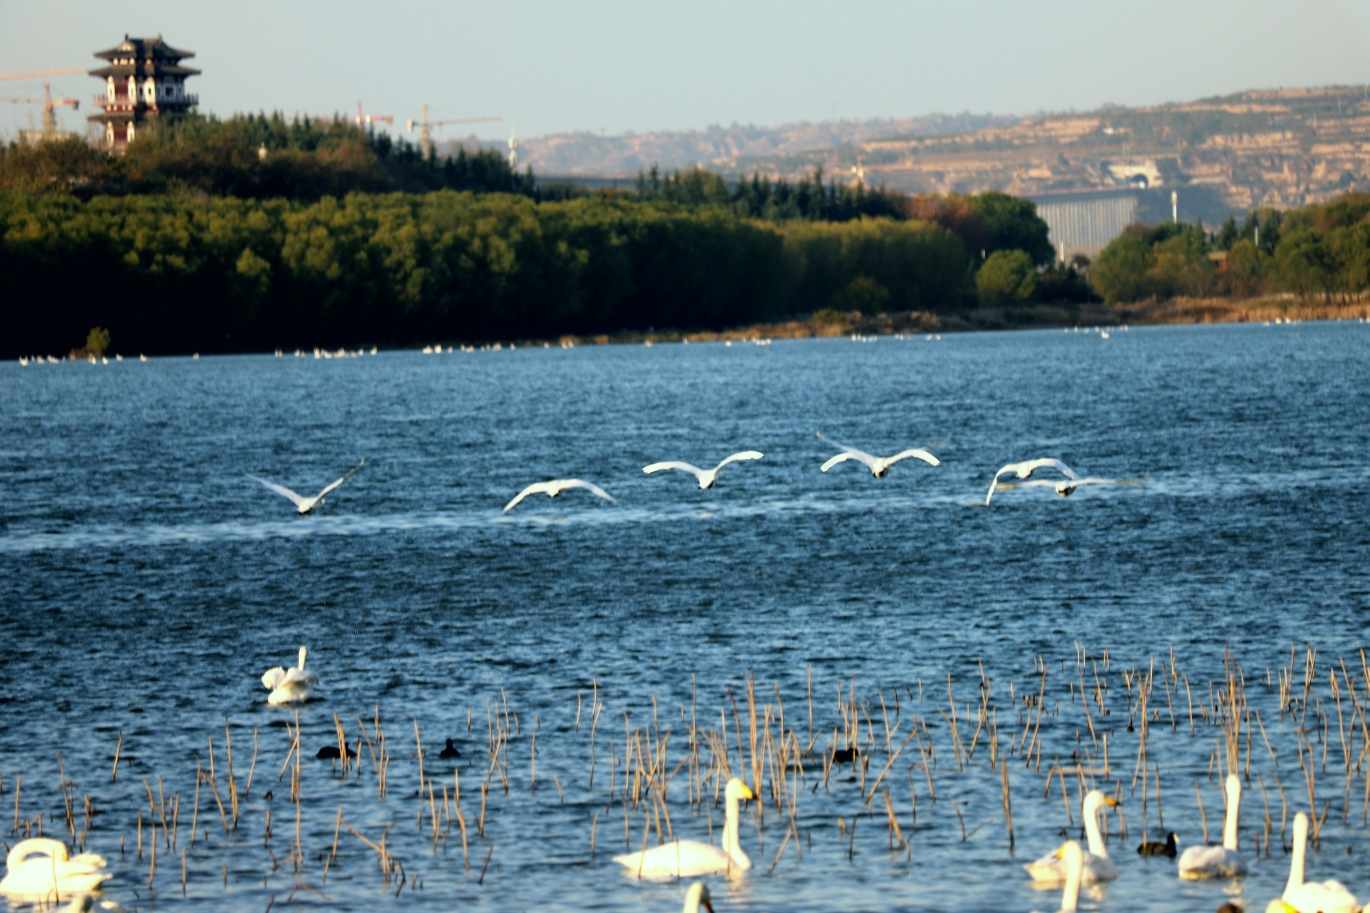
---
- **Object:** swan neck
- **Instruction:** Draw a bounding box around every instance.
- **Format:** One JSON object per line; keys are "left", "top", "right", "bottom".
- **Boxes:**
{"left": 1061, "top": 850, "right": 1082, "bottom": 911}
{"left": 722, "top": 794, "right": 740, "bottom": 857}
{"left": 1083, "top": 797, "right": 1107, "bottom": 856}
{"left": 1222, "top": 782, "right": 1240, "bottom": 850}
{"left": 1285, "top": 817, "right": 1307, "bottom": 897}
{"left": 297, "top": 647, "right": 307, "bottom": 671}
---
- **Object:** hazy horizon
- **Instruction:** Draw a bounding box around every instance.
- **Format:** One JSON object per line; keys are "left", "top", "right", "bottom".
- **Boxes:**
{"left": 3, "top": 0, "right": 1370, "bottom": 147}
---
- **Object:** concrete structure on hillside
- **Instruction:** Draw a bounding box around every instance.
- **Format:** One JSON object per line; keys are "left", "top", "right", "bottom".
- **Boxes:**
{"left": 1033, "top": 192, "right": 1140, "bottom": 263}
{"left": 88, "top": 35, "right": 199, "bottom": 151}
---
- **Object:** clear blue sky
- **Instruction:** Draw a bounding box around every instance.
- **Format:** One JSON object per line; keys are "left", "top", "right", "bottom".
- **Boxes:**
{"left": 3, "top": 0, "right": 1369, "bottom": 143}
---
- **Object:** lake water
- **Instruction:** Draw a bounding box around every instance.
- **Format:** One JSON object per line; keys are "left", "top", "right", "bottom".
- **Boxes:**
{"left": 1, "top": 322, "right": 1368, "bottom": 912}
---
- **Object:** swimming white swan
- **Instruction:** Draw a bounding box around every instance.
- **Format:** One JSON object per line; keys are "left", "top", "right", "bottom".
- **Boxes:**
{"left": 1264, "top": 812, "right": 1358, "bottom": 913}
{"left": 248, "top": 459, "right": 365, "bottom": 514}
{"left": 986, "top": 458, "right": 1079, "bottom": 505}
{"left": 615, "top": 778, "right": 756, "bottom": 878}
{"left": 682, "top": 881, "right": 715, "bottom": 913}
{"left": 502, "top": 479, "right": 617, "bottom": 513}
{"left": 261, "top": 646, "right": 319, "bottom": 705}
{"left": 1178, "top": 774, "right": 1248, "bottom": 879}
{"left": 1025, "top": 789, "right": 1119, "bottom": 884}
{"left": 0, "top": 838, "right": 110, "bottom": 901}
{"left": 643, "top": 452, "right": 764, "bottom": 489}
{"left": 816, "top": 432, "right": 940, "bottom": 478}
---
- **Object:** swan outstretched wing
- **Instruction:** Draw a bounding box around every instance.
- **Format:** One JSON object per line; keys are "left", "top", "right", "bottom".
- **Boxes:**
{"left": 262, "top": 666, "right": 287, "bottom": 690}
{"left": 248, "top": 476, "right": 310, "bottom": 510}
{"left": 711, "top": 451, "right": 764, "bottom": 472}
{"left": 816, "top": 432, "right": 876, "bottom": 465}
{"left": 316, "top": 459, "right": 365, "bottom": 499}
{"left": 643, "top": 461, "right": 705, "bottom": 480}
{"left": 559, "top": 479, "right": 618, "bottom": 503}
{"left": 821, "top": 452, "right": 870, "bottom": 472}
{"left": 503, "top": 481, "right": 556, "bottom": 513}
{"left": 884, "top": 448, "right": 941, "bottom": 468}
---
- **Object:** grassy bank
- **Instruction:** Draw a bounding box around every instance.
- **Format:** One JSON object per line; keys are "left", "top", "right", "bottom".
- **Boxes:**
{"left": 502, "top": 296, "right": 1366, "bottom": 350}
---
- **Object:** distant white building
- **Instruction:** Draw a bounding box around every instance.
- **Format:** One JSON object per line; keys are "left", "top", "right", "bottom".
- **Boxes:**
{"left": 1033, "top": 193, "right": 1140, "bottom": 263}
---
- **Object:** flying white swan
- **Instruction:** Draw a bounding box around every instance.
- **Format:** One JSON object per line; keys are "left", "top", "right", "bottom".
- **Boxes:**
{"left": 502, "top": 479, "right": 617, "bottom": 514}
{"left": 615, "top": 778, "right": 756, "bottom": 878}
{"left": 1178, "top": 774, "right": 1248, "bottom": 879}
{"left": 248, "top": 459, "right": 365, "bottom": 514}
{"left": 682, "top": 881, "right": 715, "bottom": 913}
{"left": 643, "top": 452, "right": 764, "bottom": 489}
{"left": 986, "top": 458, "right": 1080, "bottom": 505}
{"left": 0, "top": 838, "right": 110, "bottom": 901}
{"left": 261, "top": 646, "right": 319, "bottom": 705}
{"left": 1264, "top": 812, "right": 1358, "bottom": 913}
{"left": 816, "top": 432, "right": 940, "bottom": 478}
{"left": 1025, "top": 789, "right": 1120, "bottom": 884}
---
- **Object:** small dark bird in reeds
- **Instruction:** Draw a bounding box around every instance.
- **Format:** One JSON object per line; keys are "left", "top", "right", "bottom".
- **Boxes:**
{"left": 1215, "top": 903, "right": 1243, "bottom": 913}
{"left": 832, "top": 746, "right": 860, "bottom": 766}
{"left": 316, "top": 742, "right": 356, "bottom": 760}
{"left": 439, "top": 738, "right": 461, "bottom": 759}
{"left": 1138, "top": 832, "right": 1178, "bottom": 857}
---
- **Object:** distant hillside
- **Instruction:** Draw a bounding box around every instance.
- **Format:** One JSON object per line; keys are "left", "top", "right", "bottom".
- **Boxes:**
{"left": 439, "top": 113, "right": 1015, "bottom": 177}
{"left": 460, "top": 87, "right": 1370, "bottom": 220}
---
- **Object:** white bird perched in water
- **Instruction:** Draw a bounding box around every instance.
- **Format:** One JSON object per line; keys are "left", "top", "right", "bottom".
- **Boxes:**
{"left": 682, "top": 882, "right": 715, "bottom": 913}
{"left": 261, "top": 646, "right": 319, "bottom": 705}
{"left": 0, "top": 838, "right": 110, "bottom": 901}
{"left": 248, "top": 460, "right": 365, "bottom": 514}
{"left": 1266, "top": 812, "right": 1358, "bottom": 913}
{"left": 1050, "top": 841, "right": 1085, "bottom": 913}
{"left": 502, "top": 479, "right": 617, "bottom": 514}
{"left": 643, "top": 452, "right": 764, "bottom": 489}
{"left": 1025, "top": 789, "right": 1120, "bottom": 884}
{"left": 615, "top": 778, "right": 755, "bottom": 877}
{"left": 985, "top": 458, "right": 1079, "bottom": 505}
{"left": 1178, "top": 774, "right": 1248, "bottom": 880}
{"left": 816, "top": 432, "right": 940, "bottom": 477}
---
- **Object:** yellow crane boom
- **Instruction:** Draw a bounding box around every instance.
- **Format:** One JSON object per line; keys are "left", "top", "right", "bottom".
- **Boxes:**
{"left": 407, "top": 105, "right": 502, "bottom": 159}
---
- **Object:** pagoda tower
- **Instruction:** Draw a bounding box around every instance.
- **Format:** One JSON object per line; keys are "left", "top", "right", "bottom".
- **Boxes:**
{"left": 88, "top": 35, "right": 199, "bottom": 151}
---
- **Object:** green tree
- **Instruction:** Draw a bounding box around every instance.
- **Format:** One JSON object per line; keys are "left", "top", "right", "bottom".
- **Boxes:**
{"left": 967, "top": 192, "right": 1054, "bottom": 265}
{"left": 831, "top": 276, "right": 890, "bottom": 315}
{"left": 85, "top": 326, "right": 111, "bottom": 356}
{"left": 976, "top": 249, "right": 1038, "bottom": 305}
{"left": 1275, "top": 227, "right": 1329, "bottom": 300}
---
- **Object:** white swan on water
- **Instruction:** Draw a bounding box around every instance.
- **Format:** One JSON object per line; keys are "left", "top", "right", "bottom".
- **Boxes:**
{"left": 262, "top": 646, "right": 319, "bottom": 705}
{"left": 1025, "top": 789, "right": 1119, "bottom": 884}
{"left": 682, "top": 882, "right": 714, "bottom": 913}
{"left": 643, "top": 452, "right": 764, "bottom": 489}
{"left": 1030, "top": 841, "right": 1085, "bottom": 913}
{"left": 816, "top": 432, "right": 940, "bottom": 478}
{"left": 1178, "top": 774, "right": 1248, "bottom": 879}
{"left": 502, "top": 479, "right": 617, "bottom": 514}
{"left": 1265, "top": 812, "right": 1358, "bottom": 913}
{"left": 248, "top": 460, "right": 364, "bottom": 514}
{"left": 615, "top": 778, "right": 755, "bottom": 878}
{"left": 0, "top": 838, "right": 110, "bottom": 901}
{"left": 986, "top": 458, "right": 1079, "bottom": 505}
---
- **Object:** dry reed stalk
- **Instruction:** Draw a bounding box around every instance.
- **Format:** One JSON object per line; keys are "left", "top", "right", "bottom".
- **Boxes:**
{"left": 478, "top": 783, "right": 488, "bottom": 837}
{"left": 137, "top": 810, "right": 143, "bottom": 860}
{"left": 1195, "top": 782, "right": 1209, "bottom": 844}
{"left": 863, "top": 731, "right": 915, "bottom": 805}
{"left": 1184, "top": 675, "right": 1195, "bottom": 733}
{"left": 1154, "top": 761, "right": 1164, "bottom": 828}
{"left": 148, "top": 818, "right": 157, "bottom": 889}
{"left": 111, "top": 731, "right": 123, "bottom": 783}
{"left": 1001, "top": 759, "right": 1014, "bottom": 847}
{"left": 225, "top": 723, "right": 239, "bottom": 829}
{"left": 158, "top": 776, "right": 171, "bottom": 845}
{"left": 914, "top": 726, "right": 936, "bottom": 802}
{"left": 530, "top": 732, "right": 537, "bottom": 794}
{"left": 477, "top": 845, "right": 494, "bottom": 886}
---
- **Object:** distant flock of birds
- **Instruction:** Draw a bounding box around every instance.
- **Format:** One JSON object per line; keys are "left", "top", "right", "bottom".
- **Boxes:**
{"left": 246, "top": 434, "right": 1116, "bottom": 518}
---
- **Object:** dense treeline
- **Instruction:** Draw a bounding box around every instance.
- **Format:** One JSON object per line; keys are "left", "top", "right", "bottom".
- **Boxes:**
{"left": 1, "top": 191, "right": 971, "bottom": 356}
{"left": 0, "top": 113, "right": 535, "bottom": 199}
{"left": 1090, "top": 193, "right": 1370, "bottom": 303}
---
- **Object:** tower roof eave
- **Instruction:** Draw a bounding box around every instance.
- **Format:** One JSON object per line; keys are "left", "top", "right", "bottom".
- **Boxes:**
{"left": 89, "top": 64, "right": 201, "bottom": 78}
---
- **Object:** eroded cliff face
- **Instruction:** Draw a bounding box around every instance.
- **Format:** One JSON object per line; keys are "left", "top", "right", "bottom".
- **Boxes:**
{"left": 500, "top": 87, "right": 1370, "bottom": 216}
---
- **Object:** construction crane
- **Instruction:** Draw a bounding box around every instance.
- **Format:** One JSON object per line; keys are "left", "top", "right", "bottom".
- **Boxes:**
{"left": 0, "top": 83, "right": 79, "bottom": 137}
{"left": 356, "top": 101, "right": 394, "bottom": 128}
{"left": 0, "top": 67, "right": 85, "bottom": 82}
{"left": 406, "top": 105, "right": 501, "bottom": 159}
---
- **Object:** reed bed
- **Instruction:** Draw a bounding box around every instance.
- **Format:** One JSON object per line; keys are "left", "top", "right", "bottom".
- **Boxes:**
{"left": 4, "top": 642, "right": 1370, "bottom": 908}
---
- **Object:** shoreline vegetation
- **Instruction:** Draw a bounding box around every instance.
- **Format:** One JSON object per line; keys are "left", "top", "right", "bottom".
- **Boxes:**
{"left": 4, "top": 114, "right": 1370, "bottom": 358}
